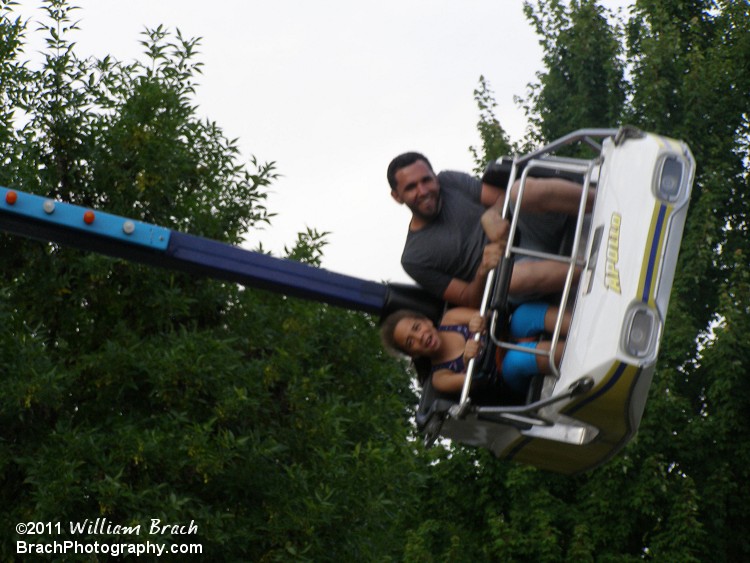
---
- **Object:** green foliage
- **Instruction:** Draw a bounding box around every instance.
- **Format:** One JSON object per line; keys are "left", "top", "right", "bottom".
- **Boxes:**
{"left": 284, "top": 227, "right": 330, "bottom": 267}
{"left": 229, "top": 293, "right": 420, "bottom": 560}
{"left": 521, "top": 0, "right": 627, "bottom": 145}
{"left": 414, "top": 1, "right": 750, "bottom": 561}
{"left": 0, "top": 1, "right": 421, "bottom": 560}
{"left": 469, "top": 75, "right": 513, "bottom": 174}
{"left": 3, "top": 0, "right": 750, "bottom": 560}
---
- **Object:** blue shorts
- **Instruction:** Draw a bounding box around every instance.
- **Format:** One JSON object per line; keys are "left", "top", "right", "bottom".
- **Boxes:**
{"left": 500, "top": 302, "right": 550, "bottom": 395}
{"left": 501, "top": 342, "right": 539, "bottom": 395}
{"left": 509, "top": 302, "right": 549, "bottom": 338}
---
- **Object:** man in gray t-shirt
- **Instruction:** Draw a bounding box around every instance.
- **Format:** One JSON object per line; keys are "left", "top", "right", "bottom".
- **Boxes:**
{"left": 400, "top": 170, "right": 487, "bottom": 299}
{"left": 388, "top": 152, "right": 587, "bottom": 308}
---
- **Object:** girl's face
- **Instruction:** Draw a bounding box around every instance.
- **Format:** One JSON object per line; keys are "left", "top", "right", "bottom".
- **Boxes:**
{"left": 393, "top": 316, "right": 441, "bottom": 357}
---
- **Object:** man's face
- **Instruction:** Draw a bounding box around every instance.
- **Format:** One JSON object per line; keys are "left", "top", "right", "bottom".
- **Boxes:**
{"left": 391, "top": 160, "right": 441, "bottom": 221}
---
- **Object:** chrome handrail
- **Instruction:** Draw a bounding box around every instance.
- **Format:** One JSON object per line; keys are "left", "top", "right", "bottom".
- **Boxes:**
{"left": 451, "top": 129, "right": 615, "bottom": 419}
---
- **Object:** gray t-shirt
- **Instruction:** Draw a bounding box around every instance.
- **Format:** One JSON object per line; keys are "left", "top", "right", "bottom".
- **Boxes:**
{"left": 401, "top": 171, "right": 486, "bottom": 298}
{"left": 401, "top": 170, "right": 575, "bottom": 299}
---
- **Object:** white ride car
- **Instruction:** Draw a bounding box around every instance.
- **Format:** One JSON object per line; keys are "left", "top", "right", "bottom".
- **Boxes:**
{"left": 416, "top": 127, "right": 695, "bottom": 474}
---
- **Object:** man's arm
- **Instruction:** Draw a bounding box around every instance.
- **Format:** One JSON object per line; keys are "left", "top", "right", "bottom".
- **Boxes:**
{"left": 442, "top": 242, "right": 503, "bottom": 308}
{"left": 480, "top": 182, "right": 505, "bottom": 208}
{"left": 442, "top": 277, "right": 487, "bottom": 309}
{"left": 440, "top": 307, "right": 481, "bottom": 325}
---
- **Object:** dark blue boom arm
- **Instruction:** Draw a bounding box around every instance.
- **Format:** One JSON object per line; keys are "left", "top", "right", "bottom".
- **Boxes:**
{"left": 0, "top": 186, "right": 442, "bottom": 319}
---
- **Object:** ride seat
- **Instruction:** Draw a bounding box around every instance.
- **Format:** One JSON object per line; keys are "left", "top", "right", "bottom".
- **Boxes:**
{"left": 414, "top": 339, "right": 528, "bottom": 435}
{"left": 414, "top": 374, "right": 457, "bottom": 433}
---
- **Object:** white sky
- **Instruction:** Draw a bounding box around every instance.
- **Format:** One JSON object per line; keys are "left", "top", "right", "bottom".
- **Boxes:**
{"left": 13, "top": 0, "right": 630, "bottom": 286}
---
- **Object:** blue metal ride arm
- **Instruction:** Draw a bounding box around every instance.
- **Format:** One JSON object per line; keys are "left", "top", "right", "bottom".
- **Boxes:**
{"left": 165, "top": 231, "right": 387, "bottom": 313}
{"left": 0, "top": 186, "right": 437, "bottom": 317}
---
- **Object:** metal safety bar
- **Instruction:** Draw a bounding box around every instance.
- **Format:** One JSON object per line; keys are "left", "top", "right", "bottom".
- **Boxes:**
{"left": 514, "top": 128, "right": 617, "bottom": 167}
{"left": 477, "top": 375, "right": 594, "bottom": 428}
{"left": 491, "top": 158, "right": 598, "bottom": 378}
{"left": 452, "top": 267, "right": 496, "bottom": 418}
{"left": 450, "top": 129, "right": 619, "bottom": 420}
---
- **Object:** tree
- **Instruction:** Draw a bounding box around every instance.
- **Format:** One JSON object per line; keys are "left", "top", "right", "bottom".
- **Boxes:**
{"left": 469, "top": 75, "right": 514, "bottom": 174}
{"left": 0, "top": 2, "right": 422, "bottom": 560}
{"left": 402, "top": 1, "right": 750, "bottom": 561}
{"left": 521, "top": 0, "right": 626, "bottom": 146}
{"left": 624, "top": 1, "right": 750, "bottom": 560}
{"left": 4, "top": 0, "right": 749, "bottom": 560}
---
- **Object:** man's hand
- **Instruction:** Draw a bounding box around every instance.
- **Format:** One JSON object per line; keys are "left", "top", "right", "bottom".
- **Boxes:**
{"left": 477, "top": 242, "right": 503, "bottom": 278}
{"left": 481, "top": 208, "right": 510, "bottom": 244}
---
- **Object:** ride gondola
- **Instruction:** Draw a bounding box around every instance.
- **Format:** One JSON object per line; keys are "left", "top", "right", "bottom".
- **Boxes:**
{"left": 415, "top": 127, "right": 695, "bottom": 474}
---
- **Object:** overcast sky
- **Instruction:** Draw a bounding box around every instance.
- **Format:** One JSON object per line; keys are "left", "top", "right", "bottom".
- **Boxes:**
{"left": 14, "top": 1, "right": 629, "bottom": 285}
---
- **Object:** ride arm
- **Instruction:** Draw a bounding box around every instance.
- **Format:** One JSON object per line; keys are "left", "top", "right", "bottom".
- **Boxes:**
{"left": 0, "top": 186, "right": 439, "bottom": 318}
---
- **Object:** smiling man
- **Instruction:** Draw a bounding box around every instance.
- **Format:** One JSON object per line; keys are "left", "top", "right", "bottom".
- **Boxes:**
{"left": 388, "top": 152, "right": 503, "bottom": 307}
{"left": 387, "top": 152, "right": 586, "bottom": 308}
